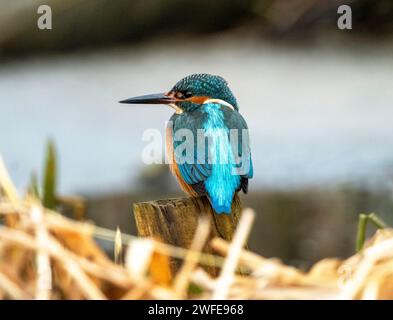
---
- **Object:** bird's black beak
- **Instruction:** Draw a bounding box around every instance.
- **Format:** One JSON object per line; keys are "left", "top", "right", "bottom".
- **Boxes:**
{"left": 119, "top": 93, "right": 176, "bottom": 105}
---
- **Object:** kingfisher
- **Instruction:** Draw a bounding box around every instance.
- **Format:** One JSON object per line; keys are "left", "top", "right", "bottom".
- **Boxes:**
{"left": 120, "top": 74, "right": 253, "bottom": 214}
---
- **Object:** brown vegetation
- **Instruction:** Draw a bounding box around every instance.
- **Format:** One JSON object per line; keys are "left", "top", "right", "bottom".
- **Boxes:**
{"left": 1, "top": 156, "right": 393, "bottom": 300}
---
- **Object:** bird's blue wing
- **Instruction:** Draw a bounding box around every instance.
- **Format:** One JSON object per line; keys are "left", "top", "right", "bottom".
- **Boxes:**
{"left": 226, "top": 110, "right": 253, "bottom": 179}
{"left": 174, "top": 134, "right": 212, "bottom": 185}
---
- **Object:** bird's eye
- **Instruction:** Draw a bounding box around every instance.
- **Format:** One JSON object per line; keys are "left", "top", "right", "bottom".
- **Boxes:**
{"left": 183, "top": 91, "right": 193, "bottom": 98}
{"left": 175, "top": 91, "right": 193, "bottom": 99}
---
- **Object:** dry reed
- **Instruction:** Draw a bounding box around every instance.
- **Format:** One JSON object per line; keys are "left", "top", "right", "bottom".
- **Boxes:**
{"left": 1, "top": 156, "right": 393, "bottom": 300}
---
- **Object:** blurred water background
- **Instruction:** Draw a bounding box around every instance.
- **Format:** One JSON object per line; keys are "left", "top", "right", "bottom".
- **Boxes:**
{"left": 1, "top": 0, "right": 393, "bottom": 266}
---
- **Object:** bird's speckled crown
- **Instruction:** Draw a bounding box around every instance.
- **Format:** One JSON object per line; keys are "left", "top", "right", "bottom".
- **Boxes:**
{"left": 171, "top": 74, "right": 238, "bottom": 110}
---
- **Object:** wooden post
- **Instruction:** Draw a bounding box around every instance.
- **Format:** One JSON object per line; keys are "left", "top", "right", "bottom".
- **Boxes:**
{"left": 133, "top": 194, "right": 242, "bottom": 276}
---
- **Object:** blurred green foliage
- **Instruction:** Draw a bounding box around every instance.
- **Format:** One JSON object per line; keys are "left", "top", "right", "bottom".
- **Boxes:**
{"left": 28, "top": 172, "right": 40, "bottom": 200}
{"left": 27, "top": 140, "right": 58, "bottom": 210}
{"left": 42, "top": 140, "right": 57, "bottom": 210}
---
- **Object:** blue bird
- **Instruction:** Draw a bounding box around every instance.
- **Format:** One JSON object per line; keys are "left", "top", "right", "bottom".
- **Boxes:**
{"left": 120, "top": 74, "right": 253, "bottom": 214}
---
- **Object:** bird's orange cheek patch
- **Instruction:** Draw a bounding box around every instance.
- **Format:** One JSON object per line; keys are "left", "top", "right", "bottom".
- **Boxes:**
{"left": 186, "top": 96, "right": 210, "bottom": 104}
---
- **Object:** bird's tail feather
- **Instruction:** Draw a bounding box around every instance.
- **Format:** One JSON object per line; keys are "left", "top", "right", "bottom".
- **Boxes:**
{"left": 208, "top": 196, "right": 232, "bottom": 215}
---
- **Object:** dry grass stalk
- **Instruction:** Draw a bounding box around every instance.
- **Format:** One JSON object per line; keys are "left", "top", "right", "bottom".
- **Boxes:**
{"left": 1, "top": 198, "right": 393, "bottom": 299}
{"left": 0, "top": 226, "right": 106, "bottom": 299}
{"left": 0, "top": 156, "right": 20, "bottom": 205}
{"left": 1, "top": 202, "right": 227, "bottom": 269}
{"left": 212, "top": 208, "right": 255, "bottom": 299}
{"left": 0, "top": 271, "right": 29, "bottom": 299}
{"left": 1, "top": 158, "right": 393, "bottom": 300}
{"left": 125, "top": 238, "right": 154, "bottom": 279}
{"left": 0, "top": 225, "right": 130, "bottom": 285}
{"left": 173, "top": 216, "right": 210, "bottom": 297}
{"left": 31, "top": 205, "right": 52, "bottom": 299}
{"left": 212, "top": 237, "right": 304, "bottom": 284}
{"left": 338, "top": 237, "right": 393, "bottom": 299}
{"left": 114, "top": 226, "right": 122, "bottom": 265}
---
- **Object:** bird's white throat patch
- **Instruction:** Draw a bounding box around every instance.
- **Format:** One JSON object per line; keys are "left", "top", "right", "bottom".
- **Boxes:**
{"left": 203, "top": 98, "right": 235, "bottom": 111}
{"left": 169, "top": 103, "right": 183, "bottom": 114}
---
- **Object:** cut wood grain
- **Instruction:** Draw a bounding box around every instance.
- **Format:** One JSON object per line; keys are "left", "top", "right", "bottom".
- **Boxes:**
{"left": 133, "top": 195, "right": 242, "bottom": 276}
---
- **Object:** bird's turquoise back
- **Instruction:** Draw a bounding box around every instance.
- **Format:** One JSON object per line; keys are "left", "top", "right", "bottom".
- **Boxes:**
{"left": 170, "top": 102, "right": 253, "bottom": 214}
